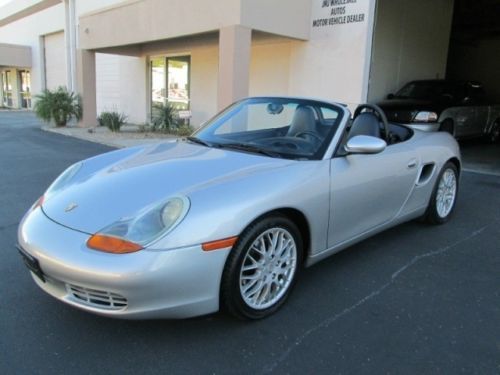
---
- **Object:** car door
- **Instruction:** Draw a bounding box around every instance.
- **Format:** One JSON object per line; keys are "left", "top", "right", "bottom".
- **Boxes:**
{"left": 328, "top": 142, "right": 419, "bottom": 248}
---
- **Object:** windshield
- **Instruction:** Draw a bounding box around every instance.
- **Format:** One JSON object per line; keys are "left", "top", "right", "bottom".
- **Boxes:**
{"left": 191, "top": 98, "right": 344, "bottom": 160}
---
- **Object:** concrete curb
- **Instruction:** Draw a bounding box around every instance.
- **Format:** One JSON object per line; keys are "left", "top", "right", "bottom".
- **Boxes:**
{"left": 41, "top": 125, "right": 179, "bottom": 148}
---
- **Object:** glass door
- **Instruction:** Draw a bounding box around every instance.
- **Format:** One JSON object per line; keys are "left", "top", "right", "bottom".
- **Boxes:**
{"left": 167, "top": 56, "right": 190, "bottom": 110}
{"left": 150, "top": 55, "right": 190, "bottom": 119}
{"left": 2, "top": 71, "right": 13, "bottom": 107}
{"left": 19, "top": 70, "right": 31, "bottom": 109}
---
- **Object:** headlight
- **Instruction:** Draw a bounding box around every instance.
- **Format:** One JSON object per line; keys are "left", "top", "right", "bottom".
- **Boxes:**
{"left": 87, "top": 196, "right": 190, "bottom": 254}
{"left": 413, "top": 111, "right": 438, "bottom": 123}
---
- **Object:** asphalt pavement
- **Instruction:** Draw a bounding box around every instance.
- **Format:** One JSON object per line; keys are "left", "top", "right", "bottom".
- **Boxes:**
{"left": 1, "top": 111, "right": 499, "bottom": 374}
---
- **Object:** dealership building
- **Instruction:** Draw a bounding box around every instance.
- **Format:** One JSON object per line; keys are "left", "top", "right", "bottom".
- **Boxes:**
{"left": 0, "top": 0, "right": 498, "bottom": 127}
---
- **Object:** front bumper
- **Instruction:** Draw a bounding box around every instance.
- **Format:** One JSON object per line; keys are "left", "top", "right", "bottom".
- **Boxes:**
{"left": 17, "top": 207, "right": 230, "bottom": 319}
{"left": 405, "top": 122, "right": 441, "bottom": 132}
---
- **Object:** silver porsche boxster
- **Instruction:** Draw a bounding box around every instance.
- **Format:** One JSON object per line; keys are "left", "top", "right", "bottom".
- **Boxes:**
{"left": 18, "top": 97, "right": 461, "bottom": 320}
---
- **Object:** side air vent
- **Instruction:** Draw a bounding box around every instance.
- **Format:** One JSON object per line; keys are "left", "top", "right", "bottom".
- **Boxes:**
{"left": 417, "top": 163, "right": 435, "bottom": 185}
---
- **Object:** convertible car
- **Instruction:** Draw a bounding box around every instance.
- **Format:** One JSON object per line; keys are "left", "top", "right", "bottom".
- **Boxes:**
{"left": 18, "top": 97, "right": 460, "bottom": 320}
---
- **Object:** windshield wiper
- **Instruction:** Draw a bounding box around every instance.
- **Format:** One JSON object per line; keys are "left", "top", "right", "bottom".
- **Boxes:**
{"left": 185, "top": 136, "right": 212, "bottom": 147}
{"left": 217, "top": 143, "right": 282, "bottom": 158}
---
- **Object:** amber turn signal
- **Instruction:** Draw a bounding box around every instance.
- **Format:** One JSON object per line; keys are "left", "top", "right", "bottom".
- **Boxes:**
{"left": 202, "top": 236, "right": 238, "bottom": 251}
{"left": 33, "top": 195, "right": 45, "bottom": 209}
{"left": 87, "top": 234, "right": 143, "bottom": 254}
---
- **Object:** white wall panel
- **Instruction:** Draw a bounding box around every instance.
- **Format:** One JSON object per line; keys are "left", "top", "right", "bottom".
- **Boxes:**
{"left": 44, "top": 31, "right": 67, "bottom": 89}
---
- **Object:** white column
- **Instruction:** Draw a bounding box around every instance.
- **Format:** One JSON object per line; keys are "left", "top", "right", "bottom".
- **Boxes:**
{"left": 217, "top": 25, "right": 251, "bottom": 110}
{"left": 11, "top": 68, "right": 20, "bottom": 108}
{"left": 76, "top": 49, "right": 97, "bottom": 127}
{"left": 64, "top": 0, "right": 77, "bottom": 92}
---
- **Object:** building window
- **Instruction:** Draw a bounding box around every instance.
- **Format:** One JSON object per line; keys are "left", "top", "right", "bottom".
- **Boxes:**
{"left": 150, "top": 55, "right": 190, "bottom": 119}
{"left": 19, "top": 70, "right": 31, "bottom": 109}
{"left": 2, "top": 70, "right": 13, "bottom": 107}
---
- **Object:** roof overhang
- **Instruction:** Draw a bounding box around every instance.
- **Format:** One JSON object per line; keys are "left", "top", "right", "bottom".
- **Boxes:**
{"left": 0, "top": 0, "right": 61, "bottom": 27}
{"left": 0, "top": 43, "right": 32, "bottom": 68}
{"left": 79, "top": 0, "right": 311, "bottom": 51}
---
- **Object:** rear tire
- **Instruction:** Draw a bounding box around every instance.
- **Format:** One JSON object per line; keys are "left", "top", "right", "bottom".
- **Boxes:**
{"left": 221, "top": 215, "right": 302, "bottom": 320}
{"left": 424, "top": 162, "right": 459, "bottom": 225}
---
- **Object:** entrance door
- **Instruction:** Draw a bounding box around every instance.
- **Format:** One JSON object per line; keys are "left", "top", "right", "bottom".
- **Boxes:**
{"left": 150, "top": 55, "right": 190, "bottom": 119}
{"left": 19, "top": 70, "right": 31, "bottom": 108}
{"left": 166, "top": 56, "right": 190, "bottom": 110}
{"left": 2, "top": 70, "right": 13, "bottom": 107}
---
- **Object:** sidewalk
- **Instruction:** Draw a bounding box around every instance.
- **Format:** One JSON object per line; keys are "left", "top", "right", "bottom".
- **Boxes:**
{"left": 43, "top": 124, "right": 179, "bottom": 148}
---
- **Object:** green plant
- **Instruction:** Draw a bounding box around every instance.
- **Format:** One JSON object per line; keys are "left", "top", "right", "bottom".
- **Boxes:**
{"left": 33, "top": 87, "right": 82, "bottom": 127}
{"left": 151, "top": 103, "right": 178, "bottom": 132}
{"left": 137, "top": 123, "right": 152, "bottom": 133}
{"left": 175, "top": 125, "right": 193, "bottom": 136}
{"left": 97, "top": 111, "right": 127, "bottom": 132}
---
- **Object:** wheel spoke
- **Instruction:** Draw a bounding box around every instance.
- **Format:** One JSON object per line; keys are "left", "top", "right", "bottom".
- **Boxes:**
{"left": 239, "top": 226, "right": 298, "bottom": 310}
{"left": 436, "top": 168, "right": 456, "bottom": 218}
{"left": 242, "top": 262, "right": 259, "bottom": 272}
{"left": 242, "top": 278, "right": 260, "bottom": 294}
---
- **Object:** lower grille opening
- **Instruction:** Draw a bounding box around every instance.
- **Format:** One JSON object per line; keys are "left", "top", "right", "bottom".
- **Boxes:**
{"left": 66, "top": 284, "right": 127, "bottom": 310}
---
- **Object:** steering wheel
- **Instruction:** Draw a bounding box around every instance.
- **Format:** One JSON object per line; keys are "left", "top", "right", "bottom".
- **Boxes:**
{"left": 294, "top": 131, "right": 322, "bottom": 143}
{"left": 353, "top": 103, "right": 390, "bottom": 142}
{"left": 258, "top": 136, "right": 315, "bottom": 153}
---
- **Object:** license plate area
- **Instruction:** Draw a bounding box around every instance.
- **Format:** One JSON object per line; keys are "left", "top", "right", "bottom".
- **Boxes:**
{"left": 17, "top": 245, "right": 45, "bottom": 282}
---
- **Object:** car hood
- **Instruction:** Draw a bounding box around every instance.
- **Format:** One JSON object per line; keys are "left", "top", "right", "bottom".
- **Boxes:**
{"left": 42, "top": 140, "right": 292, "bottom": 234}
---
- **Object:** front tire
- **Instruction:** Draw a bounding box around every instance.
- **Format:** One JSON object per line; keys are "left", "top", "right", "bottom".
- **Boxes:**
{"left": 221, "top": 215, "right": 303, "bottom": 320}
{"left": 424, "top": 162, "right": 459, "bottom": 224}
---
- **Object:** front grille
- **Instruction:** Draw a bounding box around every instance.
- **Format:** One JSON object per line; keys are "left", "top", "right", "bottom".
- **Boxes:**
{"left": 66, "top": 284, "right": 127, "bottom": 310}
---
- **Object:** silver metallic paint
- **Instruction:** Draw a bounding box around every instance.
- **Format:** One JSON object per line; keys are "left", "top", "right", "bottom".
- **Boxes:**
{"left": 18, "top": 98, "right": 461, "bottom": 318}
{"left": 344, "top": 135, "right": 387, "bottom": 154}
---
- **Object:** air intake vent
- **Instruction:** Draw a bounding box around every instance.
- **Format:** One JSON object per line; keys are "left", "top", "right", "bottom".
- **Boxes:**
{"left": 66, "top": 284, "right": 127, "bottom": 310}
{"left": 417, "top": 163, "right": 435, "bottom": 185}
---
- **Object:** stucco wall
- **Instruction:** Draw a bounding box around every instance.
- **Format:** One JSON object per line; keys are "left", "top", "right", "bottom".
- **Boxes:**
{"left": 75, "top": 0, "right": 127, "bottom": 17}
{"left": 189, "top": 46, "right": 219, "bottom": 126}
{"left": 0, "top": 3, "right": 65, "bottom": 95}
{"left": 289, "top": 0, "right": 376, "bottom": 109}
{"left": 368, "top": 0, "right": 454, "bottom": 102}
{"left": 249, "top": 41, "right": 291, "bottom": 97}
{"left": 96, "top": 53, "right": 146, "bottom": 124}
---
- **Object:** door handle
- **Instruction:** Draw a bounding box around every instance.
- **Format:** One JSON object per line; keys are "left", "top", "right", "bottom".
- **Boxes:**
{"left": 407, "top": 159, "right": 418, "bottom": 169}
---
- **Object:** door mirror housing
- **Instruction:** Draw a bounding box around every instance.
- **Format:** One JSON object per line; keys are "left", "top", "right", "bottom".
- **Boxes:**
{"left": 386, "top": 93, "right": 395, "bottom": 99}
{"left": 344, "top": 135, "right": 387, "bottom": 155}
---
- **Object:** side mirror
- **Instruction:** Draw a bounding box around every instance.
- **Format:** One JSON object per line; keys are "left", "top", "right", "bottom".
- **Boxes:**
{"left": 344, "top": 135, "right": 387, "bottom": 155}
{"left": 386, "top": 93, "right": 395, "bottom": 99}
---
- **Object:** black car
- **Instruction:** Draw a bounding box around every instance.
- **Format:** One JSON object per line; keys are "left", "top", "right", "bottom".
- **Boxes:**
{"left": 377, "top": 80, "right": 500, "bottom": 141}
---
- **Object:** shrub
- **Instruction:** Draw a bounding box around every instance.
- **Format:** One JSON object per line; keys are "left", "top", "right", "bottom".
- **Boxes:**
{"left": 34, "top": 87, "right": 82, "bottom": 127}
{"left": 175, "top": 125, "right": 194, "bottom": 136}
{"left": 97, "top": 111, "right": 127, "bottom": 132}
{"left": 151, "top": 103, "right": 178, "bottom": 132}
